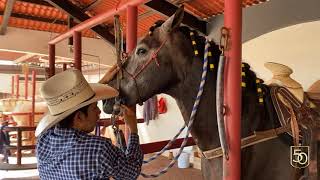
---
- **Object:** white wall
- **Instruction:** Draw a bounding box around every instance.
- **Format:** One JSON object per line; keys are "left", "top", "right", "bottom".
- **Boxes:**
{"left": 85, "top": 74, "right": 189, "bottom": 145}
{"left": 243, "top": 21, "right": 320, "bottom": 89}
{"left": 135, "top": 94, "right": 188, "bottom": 144}
{"left": 0, "top": 27, "right": 116, "bottom": 66}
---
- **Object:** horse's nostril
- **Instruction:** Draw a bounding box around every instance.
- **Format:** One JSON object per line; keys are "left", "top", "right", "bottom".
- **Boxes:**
{"left": 102, "top": 98, "right": 115, "bottom": 114}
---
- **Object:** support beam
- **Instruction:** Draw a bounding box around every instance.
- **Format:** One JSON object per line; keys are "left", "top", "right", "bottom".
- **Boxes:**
{"left": 62, "top": 63, "right": 67, "bottom": 71}
{"left": 68, "top": 16, "right": 74, "bottom": 48}
{"left": 0, "top": 11, "right": 66, "bottom": 25}
{"left": 223, "top": 0, "right": 242, "bottom": 179}
{"left": 48, "top": 0, "right": 148, "bottom": 45}
{"left": 31, "top": 70, "right": 36, "bottom": 126}
{"left": 24, "top": 71, "right": 28, "bottom": 99}
{"left": 15, "top": 74, "right": 19, "bottom": 99}
{"left": 46, "top": 0, "right": 115, "bottom": 45}
{"left": 11, "top": 76, "right": 14, "bottom": 96}
{"left": 125, "top": 5, "right": 138, "bottom": 142}
{"left": 14, "top": 54, "right": 35, "bottom": 63}
{"left": 144, "top": 1, "right": 207, "bottom": 34}
{"left": 17, "top": 0, "right": 52, "bottom": 7}
{"left": 74, "top": 31, "right": 82, "bottom": 71}
{"left": 0, "top": 64, "right": 61, "bottom": 76}
{"left": 0, "top": 0, "right": 17, "bottom": 35}
{"left": 83, "top": 0, "right": 102, "bottom": 11}
{"left": 48, "top": 44, "right": 55, "bottom": 77}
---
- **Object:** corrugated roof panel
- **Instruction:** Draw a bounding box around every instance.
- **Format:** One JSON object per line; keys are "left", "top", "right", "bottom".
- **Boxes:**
{"left": 0, "top": 16, "right": 94, "bottom": 37}
{"left": 2, "top": 0, "right": 270, "bottom": 41}
{"left": 11, "top": 1, "right": 67, "bottom": 21}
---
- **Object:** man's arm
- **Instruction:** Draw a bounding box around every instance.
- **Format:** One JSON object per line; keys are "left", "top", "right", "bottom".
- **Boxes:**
{"left": 100, "top": 133, "right": 143, "bottom": 180}
{"left": 100, "top": 106, "right": 143, "bottom": 179}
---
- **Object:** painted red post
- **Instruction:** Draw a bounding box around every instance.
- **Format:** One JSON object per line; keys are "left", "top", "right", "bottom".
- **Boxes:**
{"left": 11, "top": 75, "right": 14, "bottom": 97}
{"left": 49, "top": 44, "right": 55, "bottom": 78}
{"left": 126, "top": 5, "right": 138, "bottom": 52}
{"left": 125, "top": 5, "right": 138, "bottom": 141}
{"left": 24, "top": 71, "right": 28, "bottom": 99}
{"left": 31, "top": 70, "right": 36, "bottom": 126}
{"left": 223, "top": 0, "right": 242, "bottom": 179}
{"left": 63, "top": 63, "right": 67, "bottom": 71}
{"left": 74, "top": 31, "right": 82, "bottom": 71}
{"left": 15, "top": 74, "right": 19, "bottom": 99}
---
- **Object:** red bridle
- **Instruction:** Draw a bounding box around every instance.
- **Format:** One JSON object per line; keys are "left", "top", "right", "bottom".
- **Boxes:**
{"left": 117, "top": 36, "right": 169, "bottom": 104}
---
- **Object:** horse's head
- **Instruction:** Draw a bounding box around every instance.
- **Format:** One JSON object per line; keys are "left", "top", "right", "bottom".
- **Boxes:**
{"left": 104, "top": 7, "right": 195, "bottom": 109}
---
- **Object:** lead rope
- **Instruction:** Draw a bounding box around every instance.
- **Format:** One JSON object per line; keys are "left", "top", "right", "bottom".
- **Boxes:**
{"left": 140, "top": 38, "right": 210, "bottom": 178}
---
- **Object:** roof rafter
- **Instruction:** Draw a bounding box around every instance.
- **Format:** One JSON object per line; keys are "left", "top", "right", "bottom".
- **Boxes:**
{"left": 16, "top": 0, "right": 53, "bottom": 7}
{"left": 145, "top": 1, "right": 207, "bottom": 34}
{"left": 45, "top": 0, "right": 115, "bottom": 45}
{"left": 0, "top": 11, "right": 66, "bottom": 25}
{"left": 0, "top": 0, "right": 17, "bottom": 35}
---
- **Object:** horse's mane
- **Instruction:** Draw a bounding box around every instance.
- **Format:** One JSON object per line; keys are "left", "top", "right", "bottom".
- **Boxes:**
{"left": 149, "top": 20, "right": 282, "bottom": 134}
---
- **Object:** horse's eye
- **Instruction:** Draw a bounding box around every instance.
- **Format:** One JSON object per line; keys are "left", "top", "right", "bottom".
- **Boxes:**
{"left": 136, "top": 48, "right": 147, "bottom": 56}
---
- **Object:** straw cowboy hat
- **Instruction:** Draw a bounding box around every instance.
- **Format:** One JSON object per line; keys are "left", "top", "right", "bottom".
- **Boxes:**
{"left": 35, "top": 69, "right": 118, "bottom": 137}
{"left": 264, "top": 62, "right": 302, "bottom": 88}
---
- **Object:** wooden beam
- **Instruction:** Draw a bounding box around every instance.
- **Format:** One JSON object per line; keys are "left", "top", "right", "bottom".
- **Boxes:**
{"left": 13, "top": 54, "right": 36, "bottom": 63}
{"left": 0, "top": 0, "right": 16, "bottom": 35}
{"left": 0, "top": 64, "right": 62, "bottom": 75}
{"left": 83, "top": 0, "right": 103, "bottom": 11}
{"left": 17, "top": 0, "right": 52, "bottom": 7}
{"left": 45, "top": 0, "right": 115, "bottom": 45}
{"left": 144, "top": 1, "right": 207, "bottom": 34}
{"left": 0, "top": 11, "right": 66, "bottom": 25}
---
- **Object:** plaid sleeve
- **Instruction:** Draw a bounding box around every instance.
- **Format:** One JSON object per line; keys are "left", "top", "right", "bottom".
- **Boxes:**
{"left": 100, "top": 133, "right": 143, "bottom": 180}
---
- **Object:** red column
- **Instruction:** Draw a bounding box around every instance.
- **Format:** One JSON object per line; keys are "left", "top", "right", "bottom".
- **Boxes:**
{"left": 74, "top": 31, "right": 82, "bottom": 71}
{"left": 63, "top": 63, "right": 67, "bottom": 71}
{"left": 125, "top": 5, "right": 138, "bottom": 140}
{"left": 223, "top": 0, "right": 242, "bottom": 179}
{"left": 31, "top": 71, "right": 36, "bottom": 126}
{"left": 15, "top": 74, "right": 19, "bottom": 99}
{"left": 49, "top": 44, "right": 55, "bottom": 78}
{"left": 24, "top": 71, "right": 28, "bottom": 99}
{"left": 11, "top": 76, "right": 14, "bottom": 97}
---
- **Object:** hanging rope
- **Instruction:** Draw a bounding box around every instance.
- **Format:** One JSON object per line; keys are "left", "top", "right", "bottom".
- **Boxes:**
{"left": 140, "top": 39, "right": 210, "bottom": 178}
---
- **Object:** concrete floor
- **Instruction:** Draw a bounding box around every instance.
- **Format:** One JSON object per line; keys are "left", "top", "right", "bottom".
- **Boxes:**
{"left": 138, "top": 156, "right": 203, "bottom": 180}
{"left": 1, "top": 155, "right": 203, "bottom": 180}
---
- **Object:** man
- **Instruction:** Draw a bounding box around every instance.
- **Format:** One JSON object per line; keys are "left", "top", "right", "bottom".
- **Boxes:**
{"left": 35, "top": 69, "right": 143, "bottom": 180}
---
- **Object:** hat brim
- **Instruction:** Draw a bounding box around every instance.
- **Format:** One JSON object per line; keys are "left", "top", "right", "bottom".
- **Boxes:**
{"left": 35, "top": 83, "right": 118, "bottom": 137}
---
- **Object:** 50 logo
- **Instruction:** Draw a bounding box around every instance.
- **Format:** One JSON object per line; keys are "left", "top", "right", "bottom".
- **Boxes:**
{"left": 290, "top": 146, "right": 309, "bottom": 168}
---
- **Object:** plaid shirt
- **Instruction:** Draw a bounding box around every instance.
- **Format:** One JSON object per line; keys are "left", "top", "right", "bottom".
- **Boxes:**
{"left": 36, "top": 126, "right": 143, "bottom": 180}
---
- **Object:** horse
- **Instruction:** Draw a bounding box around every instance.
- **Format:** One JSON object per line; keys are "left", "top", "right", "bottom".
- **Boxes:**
{"left": 101, "top": 7, "right": 313, "bottom": 180}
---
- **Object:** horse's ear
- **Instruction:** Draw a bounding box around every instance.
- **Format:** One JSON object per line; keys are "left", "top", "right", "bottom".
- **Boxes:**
{"left": 161, "top": 5, "right": 184, "bottom": 33}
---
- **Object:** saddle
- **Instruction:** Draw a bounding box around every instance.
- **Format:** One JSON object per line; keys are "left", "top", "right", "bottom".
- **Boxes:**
{"left": 307, "top": 80, "right": 320, "bottom": 108}
{"left": 270, "top": 86, "right": 320, "bottom": 179}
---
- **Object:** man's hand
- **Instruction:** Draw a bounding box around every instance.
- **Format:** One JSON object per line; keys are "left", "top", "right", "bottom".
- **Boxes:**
{"left": 121, "top": 105, "right": 138, "bottom": 134}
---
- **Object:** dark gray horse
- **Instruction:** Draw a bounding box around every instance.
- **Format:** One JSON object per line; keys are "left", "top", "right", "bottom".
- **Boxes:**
{"left": 103, "top": 7, "right": 298, "bottom": 180}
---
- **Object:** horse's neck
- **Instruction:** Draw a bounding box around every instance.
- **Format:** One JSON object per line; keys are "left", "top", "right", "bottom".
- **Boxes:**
{"left": 166, "top": 58, "right": 221, "bottom": 151}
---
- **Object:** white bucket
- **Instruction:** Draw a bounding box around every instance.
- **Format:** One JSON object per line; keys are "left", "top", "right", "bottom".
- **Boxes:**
{"left": 178, "top": 152, "right": 190, "bottom": 168}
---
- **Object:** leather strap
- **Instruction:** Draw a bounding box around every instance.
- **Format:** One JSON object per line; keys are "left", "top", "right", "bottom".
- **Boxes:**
{"left": 198, "top": 125, "right": 291, "bottom": 159}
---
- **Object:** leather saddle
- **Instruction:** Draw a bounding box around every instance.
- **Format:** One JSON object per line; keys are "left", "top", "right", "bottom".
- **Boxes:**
{"left": 270, "top": 86, "right": 320, "bottom": 179}
{"left": 270, "top": 86, "right": 320, "bottom": 130}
